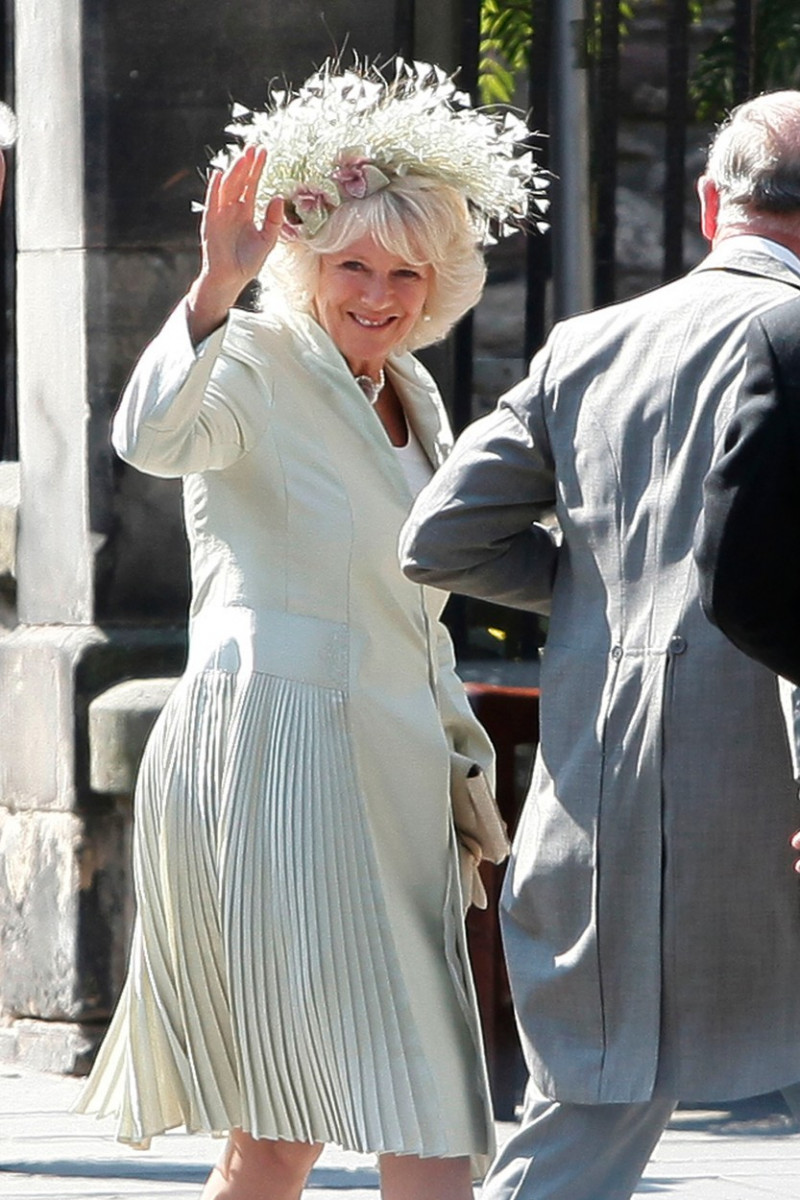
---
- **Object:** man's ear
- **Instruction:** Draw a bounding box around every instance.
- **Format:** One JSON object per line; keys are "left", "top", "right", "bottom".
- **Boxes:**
{"left": 697, "top": 174, "right": 720, "bottom": 243}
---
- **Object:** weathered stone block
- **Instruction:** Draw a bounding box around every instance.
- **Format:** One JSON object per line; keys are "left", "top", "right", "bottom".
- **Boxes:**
{"left": 0, "top": 804, "right": 132, "bottom": 1023}
{"left": 89, "top": 677, "right": 176, "bottom": 793}
{"left": 0, "top": 1018, "right": 97, "bottom": 1075}
{"left": 0, "top": 624, "right": 186, "bottom": 814}
{"left": 0, "top": 624, "right": 185, "bottom": 1051}
{"left": 0, "top": 626, "right": 106, "bottom": 813}
{"left": 0, "top": 462, "right": 19, "bottom": 579}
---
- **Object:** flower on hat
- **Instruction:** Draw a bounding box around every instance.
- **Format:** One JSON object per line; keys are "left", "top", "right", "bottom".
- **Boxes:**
{"left": 288, "top": 181, "right": 341, "bottom": 235}
{"left": 331, "top": 156, "right": 391, "bottom": 200}
{"left": 217, "top": 56, "right": 549, "bottom": 244}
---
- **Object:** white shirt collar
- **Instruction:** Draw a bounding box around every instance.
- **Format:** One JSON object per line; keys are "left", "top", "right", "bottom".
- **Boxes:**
{"left": 723, "top": 234, "right": 800, "bottom": 277}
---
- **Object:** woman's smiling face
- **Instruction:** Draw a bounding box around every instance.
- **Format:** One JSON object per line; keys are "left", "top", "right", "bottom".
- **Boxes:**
{"left": 313, "top": 234, "right": 432, "bottom": 378}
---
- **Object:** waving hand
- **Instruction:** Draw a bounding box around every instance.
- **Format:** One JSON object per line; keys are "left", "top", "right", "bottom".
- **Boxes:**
{"left": 187, "top": 144, "right": 285, "bottom": 344}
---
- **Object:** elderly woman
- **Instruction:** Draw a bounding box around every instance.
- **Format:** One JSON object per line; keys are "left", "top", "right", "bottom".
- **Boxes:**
{"left": 76, "top": 60, "right": 543, "bottom": 1200}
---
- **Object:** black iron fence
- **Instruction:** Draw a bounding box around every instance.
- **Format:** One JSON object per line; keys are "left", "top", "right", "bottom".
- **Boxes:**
{"left": 439, "top": 0, "right": 762, "bottom": 664}
{"left": 0, "top": 2, "right": 768, "bottom": 505}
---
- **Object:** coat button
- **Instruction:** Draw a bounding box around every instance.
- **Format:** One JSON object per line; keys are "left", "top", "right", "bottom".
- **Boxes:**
{"left": 611, "top": 644, "right": 623, "bottom": 661}
{"left": 669, "top": 634, "right": 687, "bottom": 655}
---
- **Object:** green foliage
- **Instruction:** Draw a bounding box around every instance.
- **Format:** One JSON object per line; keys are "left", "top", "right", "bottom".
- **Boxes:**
{"left": 585, "top": 0, "right": 638, "bottom": 60}
{"left": 478, "top": 0, "right": 638, "bottom": 106}
{"left": 479, "top": 0, "right": 800, "bottom": 120}
{"left": 479, "top": 0, "right": 534, "bottom": 105}
{"left": 691, "top": 0, "right": 800, "bottom": 121}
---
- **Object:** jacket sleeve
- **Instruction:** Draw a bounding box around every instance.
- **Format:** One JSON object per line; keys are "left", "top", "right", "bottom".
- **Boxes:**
{"left": 399, "top": 347, "right": 559, "bottom": 614}
{"left": 432, "top": 613, "right": 508, "bottom": 910}
{"left": 696, "top": 308, "right": 800, "bottom": 687}
{"left": 433, "top": 615, "right": 496, "bottom": 785}
{"left": 112, "top": 300, "right": 273, "bottom": 477}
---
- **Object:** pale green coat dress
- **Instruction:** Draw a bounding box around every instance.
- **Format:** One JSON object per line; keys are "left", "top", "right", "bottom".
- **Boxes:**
{"left": 76, "top": 298, "right": 495, "bottom": 1164}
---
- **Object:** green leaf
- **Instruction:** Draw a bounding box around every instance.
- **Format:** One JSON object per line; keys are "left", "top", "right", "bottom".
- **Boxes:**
{"left": 479, "top": 0, "right": 534, "bottom": 104}
{"left": 690, "top": 0, "right": 800, "bottom": 121}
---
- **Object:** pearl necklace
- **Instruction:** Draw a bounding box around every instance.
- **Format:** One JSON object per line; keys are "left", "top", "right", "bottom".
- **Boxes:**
{"left": 354, "top": 369, "right": 385, "bottom": 406}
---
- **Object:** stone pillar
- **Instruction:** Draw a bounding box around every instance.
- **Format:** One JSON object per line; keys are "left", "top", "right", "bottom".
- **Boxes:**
{"left": 0, "top": 0, "right": 432, "bottom": 1072}
{"left": 0, "top": 0, "right": 120, "bottom": 1073}
{"left": 15, "top": 0, "right": 92, "bottom": 624}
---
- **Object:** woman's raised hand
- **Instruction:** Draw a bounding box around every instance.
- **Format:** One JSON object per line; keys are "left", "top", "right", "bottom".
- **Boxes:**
{"left": 187, "top": 144, "right": 285, "bottom": 344}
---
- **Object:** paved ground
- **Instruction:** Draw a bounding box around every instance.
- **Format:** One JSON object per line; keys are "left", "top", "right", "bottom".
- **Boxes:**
{"left": 2, "top": 1066, "right": 800, "bottom": 1197}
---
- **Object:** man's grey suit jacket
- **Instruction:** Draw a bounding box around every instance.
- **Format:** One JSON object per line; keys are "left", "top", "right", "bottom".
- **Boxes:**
{"left": 402, "top": 241, "right": 800, "bottom": 1105}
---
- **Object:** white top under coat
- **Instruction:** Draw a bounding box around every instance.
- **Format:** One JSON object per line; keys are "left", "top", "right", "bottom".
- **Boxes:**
{"left": 395, "top": 421, "right": 435, "bottom": 497}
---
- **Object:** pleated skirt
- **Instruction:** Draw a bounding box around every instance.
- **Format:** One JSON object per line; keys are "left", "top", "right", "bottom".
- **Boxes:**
{"left": 76, "top": 667, "right": 492, "bottom": 1163}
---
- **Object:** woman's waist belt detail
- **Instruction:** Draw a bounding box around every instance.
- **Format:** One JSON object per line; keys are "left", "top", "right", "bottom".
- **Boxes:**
{"left": 187, "top": 606, "right": 349, "bottom": 690}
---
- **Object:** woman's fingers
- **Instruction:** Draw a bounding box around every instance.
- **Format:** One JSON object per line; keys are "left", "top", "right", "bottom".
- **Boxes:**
{"left": 218, "top": 152, "right": 250, "bottom": 206}
{"left": 238, "top": 148, "right": 267, "bottom": 225}
{"left": 196, "top": 143, "right": 282, "bottom": 289}
{"left": 791, "top": 830, "right": 800, "bottom": 873}
{"left": 205, "top": 166, "right": 223, "bottom": 204}
{"left": 262, "top": 194, "right": 285, "bottom": 241}
{"left": 188, "top": 146, "right": 277, "bottom": 339}
{"left": 199, "top": 169, "right": 222, "bottom": 230}
{"left": 217, "top": 143, "right": 264, "bottom": 208}
{"left": 246, "top": 145, "right": 267, "bottom": 191}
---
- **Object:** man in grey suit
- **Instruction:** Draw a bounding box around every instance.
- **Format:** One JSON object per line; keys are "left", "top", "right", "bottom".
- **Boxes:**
{"left": 401, "top": 91, "right": 800, "bottom": 1199}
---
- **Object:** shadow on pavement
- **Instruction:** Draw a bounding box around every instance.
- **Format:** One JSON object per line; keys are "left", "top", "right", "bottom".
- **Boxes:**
{"left": 0, "top": 1160, "right": 380, "bottom": 1190}
{"left": 673, "top": 1091, "right": 800, "bottom": 1138}
{"left": 634, "top": 1183, "right": 690, "bottom": 1194}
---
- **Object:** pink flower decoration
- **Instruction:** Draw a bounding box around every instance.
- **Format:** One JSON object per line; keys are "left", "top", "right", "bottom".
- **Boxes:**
{"left": 332, "top": 158, "right": 372, "bottom": 199}
{"left": 293, "top": 186, "right": 332, "bottom": 214}
{"left": 279, "top": 217, "right": 303, "bottom": 241}
{"left": 288, "top": 183, "right": 339, "bottom": 236}
{"left": 332, "top": 158, "right": 391, "bottom": 200}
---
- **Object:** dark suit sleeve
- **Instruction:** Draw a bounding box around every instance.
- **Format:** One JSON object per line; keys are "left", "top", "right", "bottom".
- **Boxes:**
{"left": 696, "top": 308, "right": 800, "bottom": 685}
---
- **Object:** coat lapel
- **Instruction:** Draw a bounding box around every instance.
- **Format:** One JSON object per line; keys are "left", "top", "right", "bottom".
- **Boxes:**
{"left": 385, "top": 354, "right": 453, "bottom": 470}
{"left": 280, "top": 305, "right": 453, "bottom": 482}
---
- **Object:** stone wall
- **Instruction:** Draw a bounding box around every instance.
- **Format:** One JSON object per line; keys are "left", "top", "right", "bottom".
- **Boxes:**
{"left": 0, "top": 0, "right": 452, "bottom": 1072}
{"left": 84, "top": 0, "right": 408, "bottom": 621}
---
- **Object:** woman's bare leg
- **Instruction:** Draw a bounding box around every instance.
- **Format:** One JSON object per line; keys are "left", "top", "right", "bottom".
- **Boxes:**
{"left": 200, "top": 1129, "right": 323, "bottom": 1200}
{"left": 379, "top": 1153, "right": 473, "bottom": 1200}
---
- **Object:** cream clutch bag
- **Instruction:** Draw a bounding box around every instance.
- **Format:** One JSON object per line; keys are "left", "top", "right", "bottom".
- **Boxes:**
{"left": 450, "top": 752, "right": 511, "bottom": 910}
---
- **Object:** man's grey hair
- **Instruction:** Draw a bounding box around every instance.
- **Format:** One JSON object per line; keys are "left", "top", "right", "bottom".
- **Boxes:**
{"left": 0, "top": 103, "right": 16, "bottom": 149}
{"left": 706, "top": 91, "right": 800, "bottom": 223}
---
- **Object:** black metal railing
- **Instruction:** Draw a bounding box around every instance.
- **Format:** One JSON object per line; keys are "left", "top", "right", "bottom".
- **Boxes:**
{"left": 444, "top": 0, "right": 759, "bottom": 663}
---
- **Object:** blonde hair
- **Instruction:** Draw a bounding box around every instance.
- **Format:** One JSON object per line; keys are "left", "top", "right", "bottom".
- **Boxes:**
{"left": 260, "top": 175, "right": 487, "bottom": 350}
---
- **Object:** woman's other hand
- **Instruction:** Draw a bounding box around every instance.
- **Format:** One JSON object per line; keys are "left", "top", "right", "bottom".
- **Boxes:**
{"left": 187, "top": 145, "right": 285, "bottom": 344}
{"left": 792, "top": 829, "right": 800, "bottom": 874}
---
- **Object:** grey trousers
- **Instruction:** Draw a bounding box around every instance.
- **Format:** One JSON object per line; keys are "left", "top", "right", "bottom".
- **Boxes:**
{"left": 481, "top": 1078, "right": 676, "bottom": 1200}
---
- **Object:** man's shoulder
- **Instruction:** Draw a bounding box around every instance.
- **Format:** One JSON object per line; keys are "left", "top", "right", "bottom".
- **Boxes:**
{"left": 749, "top": 293, "right": 800, "bottom": 384}
{"left": 754, "top": 290, "right": 800, "bottom": 341}
{"left": 553, "top": 249, "right": 800, "bottom": 346}
{"left": 550, "top": 272, "right": 705, "bottom": 343}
